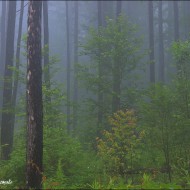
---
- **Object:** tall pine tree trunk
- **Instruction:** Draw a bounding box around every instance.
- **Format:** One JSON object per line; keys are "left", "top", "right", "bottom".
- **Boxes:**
{"left": 148, "top": 1, "right": 155, "bottom": 83}
{"left": 11, "top": 0, "right": 24, "bottom": 133}
{"left": 173, "top": 1, "right": 179, "bottom": 41}
{"left": 165, "top": 2, "right": 173, "bottom": 83}
{"left": 26, "top": 1, "right": 43, "bottom": 189}
{"left": 97, "top": 1, "right": 103, "bottom": 134}
{"left": 1, "top": 1, "right": 16, "bottom": 160}
{"left": 173, "top": 1, "right": 180, "bottom": 75}
{"left": 43, "top": 1, "right": 51, "bottom": 103}
{"left": 73, "top": 1, "right": 79, "bottom": 132}
{"left": 101, "top": 1, "right": 113, "bottom": 26}
{"left": 112, "top": 0, "right": 122, "bottom": 113}
{"left": 173, "top": 2, "right": 186, "bottom": 80}
{"left": 66, "top": 1, "right": 71, "bottom": 133}
{"left": 0, "top": 1, "right": 7, "bottom": 125}
{"left": 183, "top": 1, "right": 190, "bottom": 39}
{"left": 158, "top": 1, "right": 165, "bottom": 82}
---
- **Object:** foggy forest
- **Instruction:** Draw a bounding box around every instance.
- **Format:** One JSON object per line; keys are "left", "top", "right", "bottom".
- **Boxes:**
{"left": 0, "top": 0, "right": 190, "bottom": 189}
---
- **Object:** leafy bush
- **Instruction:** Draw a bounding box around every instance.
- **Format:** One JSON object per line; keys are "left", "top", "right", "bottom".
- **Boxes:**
{"left": 97, "top": 109, "right": 144, "bottom": 180}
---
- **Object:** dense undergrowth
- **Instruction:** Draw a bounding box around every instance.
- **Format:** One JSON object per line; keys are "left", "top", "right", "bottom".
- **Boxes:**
{"left": 1, "top": 81, "right": 190, "bottom": 189}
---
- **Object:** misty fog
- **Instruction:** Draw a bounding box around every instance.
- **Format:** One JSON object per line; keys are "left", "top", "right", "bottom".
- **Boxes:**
{"left": 0, "top": 1, "right": 190, "bottom": 189}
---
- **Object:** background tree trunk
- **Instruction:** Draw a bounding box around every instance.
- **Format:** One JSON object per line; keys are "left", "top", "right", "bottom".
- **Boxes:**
{"left": 112, "top": 0, "right": 122, "bottom": 113}
{"left": 183, "top": 1, "right": 190, "bottom": 39}
{"left": 148, "top": 1, "right": 155, "bottom": 83}
{"left": 26, "top": 1, "right": 43, "bottom": 189}
{"left": 102, "top": 1, "right": 114, "bottom": 26}
{"left": 173, "top": 1, "right": 179, "bottom": 41}
{"left": 1, "top": 1, "right": 16, "bottom": 160}
{"left": 165, "top": 1, "right": 173, "bottom": 83}
{"left": 158, "top": 1, "right": 165, "bottom": 83}
{"left": 173, "top": 1, "right": 180, "bottom": 75}
{"left": 73, "top": 1, "right": 79, "bottom": 132}
{"left": 66, "top": 1, "right": 71, "bottom": 133}
{"left": 0, "top": 1, "right": 7, "bottom": 126}
{"left": 43, "top": 1, "right": 51, "bottom": 103}
{"left": 11, "top": 0, "right": 24, "bottom": 133}
{"left": 97, "top": 1, "right": 103, "bottom": 134}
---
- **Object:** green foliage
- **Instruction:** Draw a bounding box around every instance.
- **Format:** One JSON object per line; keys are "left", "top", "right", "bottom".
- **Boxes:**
{"left": 0, "top": 125, "right": 100, "bottom": 189}
{"left": 43, "top": 125, "right": 101, "bottom": 189}
{"left": 139, "top": 173, "right": 182, "bottom": 189}
{"left": 0, "top": 128, "right": 26, "bottom": 189}
{"left": 170, "top": 39, "right": 190, "bottom": 187}
{"left": 79, "top": 14, "right": 144, "bottom": 92}
{"left": 0, "top": 50, "right": 101, "bottom": 189}
{"left": 138, "top": 39, "right": 190, "bottom": 184}
{"left": 97, "top": 109, "right": 144, "bottom": 178}
{"left": 87, "top": 173, "right": 182, "bottom": 189}
{"left": 78, "top": 15, "right": 145, "bottom": 147}
{"left": 139, "top": 84, "right": 178, "bottom": 182}
{"left": 81, "top": 15, "right": 143, "bottom": 72}
{"left": 172, "top": 40, "right": 190, "bottom": 120}
{"left": 172, "top": 40, "right": 190, "bottom": 79}
{"left": 140, "top": 84, "right": 177, "bottom": 151}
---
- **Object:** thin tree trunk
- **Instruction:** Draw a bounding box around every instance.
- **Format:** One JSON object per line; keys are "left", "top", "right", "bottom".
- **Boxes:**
{"left": 100, "top": 1, "right": 105, "bottom": 26}
{"left": 126, "top": 1, "right": 132, "bottom": 18}
{"left": 1, "top": 1, "right": 16, "bottom": 160}
{"left": 0, "top": 0, "right": 6, "bottom": 74}
{"left": 43, "top": 1, "right": 51, "bottom": 103}
{"left": 26, "top": 1, "right": 43, "bottom": 189}
{"left": 0, "top": 1, "right": 7, "bottom": 125}
{"left": 165, "top": 1, "right": 173, "bottom": 83}
{"left": 148, "top": 1, "right": 155, "bottom": 83}
{"left": 183, "top": 1, "right": 190, "bottom": 39}
{"left": 158, "top": 1, "right": 165, "bottom": 83}
{"left": 66, "top": 1, "right": 71, "bottom": 133}
{"left": 173, "top": 1, "right": 179, "bottom": 41}
{"left": 73, "top": 1, "right": 79, "bottom": 132}
{"left": 173, "top": 1, "right": 180, "bottom": 75}
{"left": 112, "top": 0, "right": 122, "bottom": 113}
{"left": 101, "top": 1, "right": 113, "bottom": 27}
{"left": 11, "top": 0, "right": 24, "bottom": 133}
{"left": 97, "top": 1, "right": 103, "bottom": 135}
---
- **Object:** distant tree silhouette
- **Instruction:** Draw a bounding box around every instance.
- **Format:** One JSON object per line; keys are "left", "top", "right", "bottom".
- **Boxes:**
{"left": 1, "top": 1, "right": 16, "bottom": 160}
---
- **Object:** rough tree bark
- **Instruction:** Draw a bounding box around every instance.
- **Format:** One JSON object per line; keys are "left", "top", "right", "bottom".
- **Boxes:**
{"left": 1, "top": 1, "right": 16, "bottom": 160}
{"left": 148, "top": 1, "right": 155, "bottom": 83}
{"left": 26, "top": 1, "right": 43, "bottom": 189}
